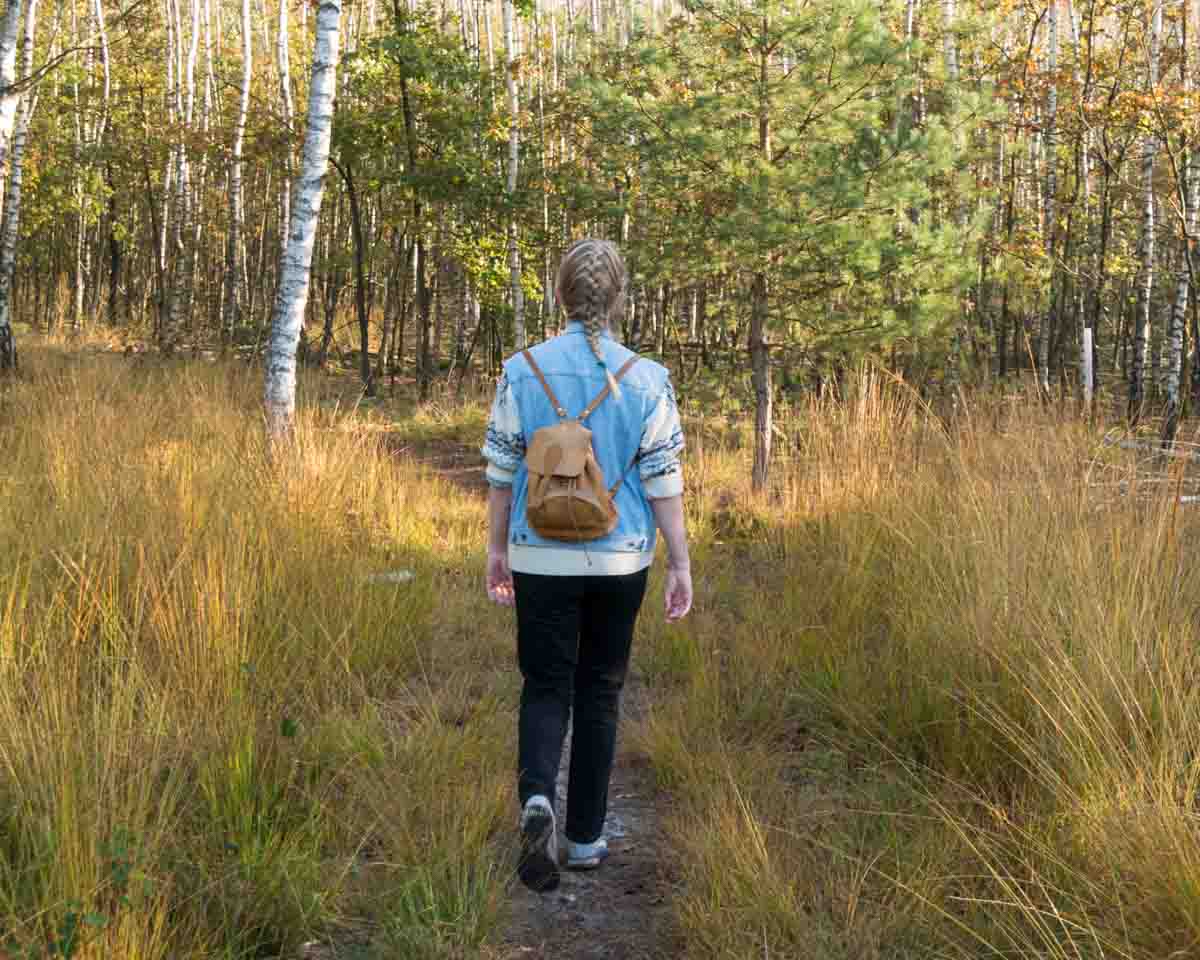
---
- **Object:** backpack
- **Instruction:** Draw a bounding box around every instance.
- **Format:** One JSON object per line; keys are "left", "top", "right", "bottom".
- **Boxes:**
{"left": 521, "top": 349, "right": 639, "bottom": 543}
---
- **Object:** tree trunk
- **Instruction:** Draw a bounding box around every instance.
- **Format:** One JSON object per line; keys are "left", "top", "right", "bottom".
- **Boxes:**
{"left": 0, "top": 0, "right": 25, "bottom": 182}
{"left": 395, "top": 7, "right": 432, "bottom": 398}
{"left": 751, "top": 20, "right": 772, "bottom": 493}
{"left": 1037, "top": 0, "right": 1057, "bottom": 398}
{"left": 277, "top": 0, "right": 294, "bottom": 267}
{"left": 0, "top": 0, "right": 34, "bottom": 372}
{"left": 221, "top": 0, "right": 251, "bottom": 341}
{"left": 1129, "top": 1, "right": 1161, "bottom": 425}
{"left": 1162, "top": 0, "right": 1195, "bottom": 445}
{"left": 264, "top": 0, "right": 342, "bottom": 437}
{"left": 335, "top": 159, "right": 374, "bottom": 395}
{"left": 750, "top": 271, "right": 771, "bottom": 492}
{"left": 503, "top": 0, "right": 525, "bottom": 350}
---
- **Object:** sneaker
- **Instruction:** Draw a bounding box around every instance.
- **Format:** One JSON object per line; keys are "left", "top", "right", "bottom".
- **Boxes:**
{"left": 518, "top": 796, "right": 560, "bottom": 892}
{"left": 565, "top": 836, "right": 609, "bottom": 871}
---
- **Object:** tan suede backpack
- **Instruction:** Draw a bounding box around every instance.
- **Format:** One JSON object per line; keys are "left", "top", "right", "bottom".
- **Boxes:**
{"left": 521, "top": 349, "right": 639, "bottom": 542}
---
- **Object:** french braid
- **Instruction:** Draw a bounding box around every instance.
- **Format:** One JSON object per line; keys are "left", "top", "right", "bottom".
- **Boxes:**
{"left": 556, "top": 238, "right": 628, "bottom": 398}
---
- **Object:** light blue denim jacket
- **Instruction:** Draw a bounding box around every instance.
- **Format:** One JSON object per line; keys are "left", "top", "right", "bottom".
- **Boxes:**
{"left": 481, "top": 323, "right": 685, "bottom": 575}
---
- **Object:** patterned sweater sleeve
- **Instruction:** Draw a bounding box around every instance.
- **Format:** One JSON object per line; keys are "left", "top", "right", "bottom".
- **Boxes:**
{"left": 481, "top": 373, "right": 524, "bottom": 488}
{"left": 639, "top": 377, "right": 685, "bottom": 500}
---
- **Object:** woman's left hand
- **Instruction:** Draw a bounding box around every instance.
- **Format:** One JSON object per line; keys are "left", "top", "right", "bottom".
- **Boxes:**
{"left": 486, "top": 550, "right": 515, "bottom": 607}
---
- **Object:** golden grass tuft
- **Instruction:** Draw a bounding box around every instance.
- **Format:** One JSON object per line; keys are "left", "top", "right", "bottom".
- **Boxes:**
{"left": 0, "top": 347, "right": 514, "bottom": 957}
{"left": 640, "top": 368, "right": 1200, "bottom": 958}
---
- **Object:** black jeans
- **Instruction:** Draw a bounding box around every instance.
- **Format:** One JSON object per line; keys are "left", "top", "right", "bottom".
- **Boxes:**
{"left": 514, "top": 568, "right": 649, "bottom": 844}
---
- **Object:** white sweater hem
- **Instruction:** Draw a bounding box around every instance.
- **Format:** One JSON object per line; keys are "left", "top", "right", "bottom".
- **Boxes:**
{"left": 509, "top": 544, "right": 654, "bottom": 577}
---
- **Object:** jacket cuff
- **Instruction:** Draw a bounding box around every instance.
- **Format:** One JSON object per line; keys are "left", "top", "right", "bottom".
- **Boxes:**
{"left": 486, "top": 463, "right": 515, "bottom": 488}
{"left": 643, "top": 473, "right": 683, "bottom": 500}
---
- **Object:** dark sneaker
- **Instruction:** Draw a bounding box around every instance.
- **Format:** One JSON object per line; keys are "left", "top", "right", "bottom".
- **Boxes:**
{"left": 518, "top": 795, "right": 560, "bottom": 892}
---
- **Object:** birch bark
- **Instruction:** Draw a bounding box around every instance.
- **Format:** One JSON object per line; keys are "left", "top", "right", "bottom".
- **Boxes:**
{"left": 750, "top": 19, "right": 772, "bottom": 493}
{"left": 160, "top": 0, "right": 195, "bottom": 352}
{"left": 943, "top": 0, "right": 966, "bottom": 394}
{"left": 222, "top": 0, "right": 251, "bottom": 339}
{"left": 503, "top": 0, "right": 525, "bottom": 349}
{"left": 264, "top": 0, "right": 343, "bottom": 436}
{"left": 1129, "top": 0, "right": 1161, "bottom": 424}
{"left": 1038, "top": 0, "right": 1057, "bottom": 397}
{"left": 278, "top": 0, "right": 294, "bottom": 263}
{"left": 0, "top": 0, "right": 33, "bottom": 371}
{"left": 0, "top": 0, "right": 24, "bottom": 183}
{"left": 1163, "top": 0, "right": 1195, "bottom": 445}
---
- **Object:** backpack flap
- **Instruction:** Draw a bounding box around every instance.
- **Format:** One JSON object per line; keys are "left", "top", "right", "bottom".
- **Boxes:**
{"left": 527, "top": 422, "right": 591, "bottom": 477}
{"left": 526, "top": 421, "right": 591, "bottom": 510}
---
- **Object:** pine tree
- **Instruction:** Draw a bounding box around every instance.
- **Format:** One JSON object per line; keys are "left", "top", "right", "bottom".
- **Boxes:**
{"left": 587, "top": 0, "right": 983, "bottom": 489}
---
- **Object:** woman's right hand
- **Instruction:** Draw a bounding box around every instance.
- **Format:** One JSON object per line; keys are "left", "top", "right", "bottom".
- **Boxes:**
{"left": 486, "top": 550, "right": 515, "bottom": 607}
{"left": 665, "top": 565, "right": 693, "bottom": 622}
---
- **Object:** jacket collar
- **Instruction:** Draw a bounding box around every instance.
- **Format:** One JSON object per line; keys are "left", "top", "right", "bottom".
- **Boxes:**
{"left": 564, "top": 320, "right": 613, "bottom": 338}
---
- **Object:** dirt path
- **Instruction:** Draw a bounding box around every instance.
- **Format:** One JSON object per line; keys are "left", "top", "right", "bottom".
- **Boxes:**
{"left": 498, "top": 684, "right": 675, "bottom": 960}
{"left": 394, "top": 437, "right": 677, "bottom": 960}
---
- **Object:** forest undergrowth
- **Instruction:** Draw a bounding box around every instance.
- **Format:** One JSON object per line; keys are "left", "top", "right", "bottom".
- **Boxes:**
{"left": 2, "top": 343, "right": 1200, "bottom": 958}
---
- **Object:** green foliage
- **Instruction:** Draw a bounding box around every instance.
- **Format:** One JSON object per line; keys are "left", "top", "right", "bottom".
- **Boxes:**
{"left": 567, "top": 0, "right": 993, "bottom": 359}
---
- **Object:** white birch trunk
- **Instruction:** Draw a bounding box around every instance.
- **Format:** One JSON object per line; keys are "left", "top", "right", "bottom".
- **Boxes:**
{"left": 0, "top": 0, "right": 34, "bottom": 370}
{"left": 503, "top": 0, "right": 524, "bottom": 349}
{"left": 92, "top": 0, "right": 109, "bottom": 143}
{"left": 0, "top": 0, "right": 24, "bottom": 182}
{"left": 1037, "top": 0, "right": 1057, "bottom": 396}
{"left": 71, "top": 0, "right": 85, "bottom": 329}
{"left": 222, "top": 0, "right": 251, "bottom": 337}
{"left": 941, "top": 0, "right": 957, "bottom": 79}
{"left": 163, "top": 0, "right": 195, "bottom": 351}
{"left": 1130, "top": 0, "right": 1161, "bottom": 422}
{"left": 943, "top": 0, "right": 965, "bottom": 392}
{"left": 264, "top": 0, "right": 343, "bottom": 437}
{"left": 537, "top": 0, "right": 553, "bottom": 331}
{"left": 484, "top": 0, "right": 494, "bottom": 76}
{"left": 277, "top": 0, "right": 294, "bottom": 263}
{"left": 1082, "top": 327, "right": 1094, "bottom": 409}
{"left": 1164, "top": 0, "right": 1195, "bottom": 440}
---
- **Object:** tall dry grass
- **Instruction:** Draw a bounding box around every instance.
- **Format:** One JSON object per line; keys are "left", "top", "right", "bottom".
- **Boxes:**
{"left": 0, "top": 348, "right": 515, "bottom": 957}
{"left": 10, "top": 345, "right": 1200, "bottom": 959}
{"left": 639, "top": 369, "right": 1200, "bottom": 958}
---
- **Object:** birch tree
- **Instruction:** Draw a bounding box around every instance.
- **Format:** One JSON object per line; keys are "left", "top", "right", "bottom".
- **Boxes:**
{"left": 160, "top": 0, "right": 198, "bottom": 353}
{"left": 1163, "top": 0, "right": 1195, "bottom": 446}
{"left": 503, "top": 0, "right": 525, "bottom": 349}
{"left": 221, "top": 0, "right": 251, "bottom": 339}
{"left": 0, "top": 0, "right": 24, "bottom": 184}
{"left": 0, "top": 0, "right": 32, "bottom": 372}
{"left": 264, "top": 0, "right": 343, "bottom": 437}
{"left": 1129, "top": 0, "right": 1161, "bottom": 424}
{"left": 277, "top": 0, "right": 294, "bottom": 262}
{"left": 1038, "top": 0, "right": 1057, "bottom": 397}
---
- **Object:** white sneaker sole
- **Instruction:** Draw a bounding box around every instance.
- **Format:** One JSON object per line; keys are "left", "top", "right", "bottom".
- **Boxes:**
{"left": 566, "top": 844, "right": 610, "bottom": 871}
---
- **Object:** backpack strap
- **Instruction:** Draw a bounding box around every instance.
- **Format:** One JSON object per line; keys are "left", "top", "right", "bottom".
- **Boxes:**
{"left": 579, "top": 356, "right": 639, "bottom": 423}
{"left": 607, "top": 452, "right": 640, "bottom": 499}
{"left": 522, "top": 349, "right": 568, "bottom": 420}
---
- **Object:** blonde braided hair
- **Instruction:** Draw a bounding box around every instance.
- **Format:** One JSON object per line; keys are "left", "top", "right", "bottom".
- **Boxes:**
{"left": 555, "top": 238, "right": 629, "bottom": 398}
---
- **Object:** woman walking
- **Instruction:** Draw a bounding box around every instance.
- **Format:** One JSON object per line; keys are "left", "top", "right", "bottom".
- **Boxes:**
{"left": 481, "top": 238, "right": 692, "bottom": 893}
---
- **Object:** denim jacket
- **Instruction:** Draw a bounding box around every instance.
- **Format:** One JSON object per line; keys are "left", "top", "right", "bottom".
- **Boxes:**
{"left": 481, "top": 323, "right": 685, "bottom": 576}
